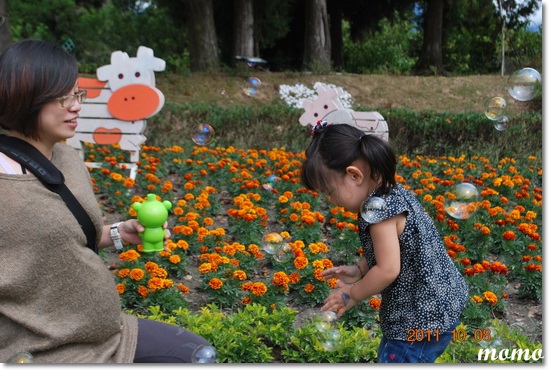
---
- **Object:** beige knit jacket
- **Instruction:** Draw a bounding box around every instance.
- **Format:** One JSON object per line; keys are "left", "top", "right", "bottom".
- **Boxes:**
{"left": 0, "top": 143, "right": 138, "bottom": 363}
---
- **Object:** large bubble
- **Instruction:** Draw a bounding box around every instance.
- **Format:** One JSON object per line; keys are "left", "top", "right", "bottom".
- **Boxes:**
{"left": 444, "top": 183, "right": 480, "bottom": 220}
{"left": 493, "top": 116, "right": 508, "bottom": 132}
{"left": 273, "top": 242, "right": 293, "bottom": 263}
{"left": 484, "top": 97, "right": 507, "bottom": 121}
{"left": 7, "top": 351, "right": 33, "bottom": 363}
{"left": 508, "top": 68, "right": 541, "bottom": 102}
{"left": 191, "top": 345, "right": 217, "bottom": 363}
{"left": 192, "top": 123, "right": 215, "bottom": 146}
{"left": 262, "top": 232, "right": 284, "bottom": 255}
{"left": 243, "top": 77, "right": 262, "bottom": 96}
{"left": 360, "top": 196, "right": 388, "bottom": 224}
{"left": 320, "top": 328, "right": 342, "bottom": 352}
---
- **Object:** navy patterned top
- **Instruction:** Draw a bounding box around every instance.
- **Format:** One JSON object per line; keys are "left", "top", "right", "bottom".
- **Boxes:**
{"left": 358, "top": 183, "right": 469, "bottom": 340}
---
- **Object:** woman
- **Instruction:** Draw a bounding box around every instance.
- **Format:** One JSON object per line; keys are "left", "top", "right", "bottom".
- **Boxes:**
{"left": 0, "top": 39, "right": 213, "bottom": 363}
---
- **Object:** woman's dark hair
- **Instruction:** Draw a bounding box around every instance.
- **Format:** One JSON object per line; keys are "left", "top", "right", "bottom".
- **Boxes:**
{"left": 301, "top": 123, "right": 397, "bottom": 195}
{"left": 0, "top": 39, "right": 78, "bottom": 139}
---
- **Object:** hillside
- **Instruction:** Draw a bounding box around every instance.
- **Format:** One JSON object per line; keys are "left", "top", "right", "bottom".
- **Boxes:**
{"left": 156, "top": 71, "right": 539, "bottom": 115}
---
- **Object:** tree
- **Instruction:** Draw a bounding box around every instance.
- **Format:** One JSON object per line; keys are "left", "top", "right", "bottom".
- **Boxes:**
{"left": 183, "top": 0, "right": 220, "bottom": 72}
{"left": 302, "top": 0, "right": 331, "bottom": 72}
{"left": 327, "top": 0, "right": 343, "bottom": 70}
{"left": 413, "top": 0, "right": 447, "bottom": 75}
{"left": 232, "top": 0, "right": 255, "bottom": 63}
{"left": 0, "top": 0, "right": 12, "bottom": 54}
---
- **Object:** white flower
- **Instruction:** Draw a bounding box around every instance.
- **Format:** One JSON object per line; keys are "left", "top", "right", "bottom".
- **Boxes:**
{"left": 278, "top": 82, "right": 354, "bottom": 109}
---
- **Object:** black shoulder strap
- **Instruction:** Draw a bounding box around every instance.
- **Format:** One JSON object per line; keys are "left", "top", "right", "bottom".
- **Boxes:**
{"left": 0, "top": 134, "right": 98, "bottom": 253}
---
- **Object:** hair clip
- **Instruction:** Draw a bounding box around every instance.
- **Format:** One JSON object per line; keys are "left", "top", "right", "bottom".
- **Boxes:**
{"left": 310, "top": 120, "right": 332, "bottom": 136}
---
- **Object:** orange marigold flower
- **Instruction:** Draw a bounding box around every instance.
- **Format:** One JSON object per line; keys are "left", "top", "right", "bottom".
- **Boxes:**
{"left": 464, "top": 268, "right": 475, "bottom": 276}
{"left": 471, "top": 295, "right": 483, "bottom": 304}
{"left": 116, "top": 283, "right": 125, "bottom": 294}
{"left": 369, "top": 297, "right": 382, "bottom": 310}
{"left": 148, "top": 277, "right": 165, "bottom": 291}
{"left": 209, "top": 278, "right": 224, "bottom": 290}
{"left": 288, "top": 272, "right": 301, "bottom": 284}
{"left": 304, "top": 283, "right": 315, "bottom": 293}
{"left": 119, "top": 249, "right": 141, "bottom": 262}
{"left": 251, "top": 282, "right": 268, "bottom": 296}
{"left": 503, "top": 230, "right": 516, "bottom": 240}
{"left": 169, "top": 255, "right": 181, "bottom": 264}
{"left": 294, "top": 256, "right": 309, "bottom": 270}
{"left": 480, "top": 226, "right": 491, "bottom": 235}
{"left": 198, "top": 262, "right": 213, "bottom": 274}
{"left": 177, "top": 283, "right": 190, "bottom": 293}
{"left": 272, "top": 271, "right": 290, "bottom": 286}
{"left": 460, "top": 258, "right": 471, "bottom": 266}
{"left": 525, "top": 263, "right": 542, "bottom": 272}
{"left": 137, "top": 285, "right": 148, "bottom": 298}
{"left": 118, "top": 268, "right": 130, "bottom": 278}
{"left": 483, "top": 291, "right": 498, "bottom": 306}
{"left": 233, "top": 270, "right": 247, "bottom": 281}
{"left": 327, "top": 278, "right": 338, "bottom": 289}
{"left": 242, "top": 296, "right": 252, "bottom": 304}
{"left": 130, "top": 268, "right": 145, "bottom": 281}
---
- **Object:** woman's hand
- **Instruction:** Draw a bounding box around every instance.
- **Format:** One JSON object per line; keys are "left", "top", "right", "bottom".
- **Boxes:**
{"left": 320, "top": 265, "right": 362, "bottom": 285}
{"left": 118, "top": 219, "right": 172, "bottom": 248}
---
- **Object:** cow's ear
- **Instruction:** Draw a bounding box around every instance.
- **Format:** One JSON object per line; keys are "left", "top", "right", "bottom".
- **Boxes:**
{"left": 96, "top": 65, "right": 111, "bottom": 81}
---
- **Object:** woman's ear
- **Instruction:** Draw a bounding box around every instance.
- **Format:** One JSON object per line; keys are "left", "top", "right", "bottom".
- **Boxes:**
{"left": 345, "top": 165, "right": 364, "bottom": 185}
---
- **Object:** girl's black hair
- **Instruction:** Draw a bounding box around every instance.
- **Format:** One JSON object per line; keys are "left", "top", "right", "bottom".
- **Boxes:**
{"left": 0, "top": 39, "right": 78, "bottom": 139}
{"left": 301, "top": 124, "right": 397, "bottom": 195}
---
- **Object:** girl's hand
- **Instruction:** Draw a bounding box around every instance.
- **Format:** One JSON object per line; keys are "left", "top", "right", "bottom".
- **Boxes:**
{"left": 321, "top": 280, "right": 358, "bottom": 318}
{"left": 320, "top": 265, "right": 362, "bottom": 285}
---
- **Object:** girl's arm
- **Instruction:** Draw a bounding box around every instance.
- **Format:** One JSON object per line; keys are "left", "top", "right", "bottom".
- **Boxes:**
{"left": 349, "top": 213, "right": 403, "bottom": 301}
{"left": 321, "top": 213, "right": 404, "bottom": 315}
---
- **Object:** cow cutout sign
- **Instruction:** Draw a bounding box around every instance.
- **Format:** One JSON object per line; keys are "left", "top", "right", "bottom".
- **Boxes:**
{"left": 298, "top": 84, "right": 389, "bottom": 141}
{"left": 67, "top": 46, "right": 166, "bottom": 178}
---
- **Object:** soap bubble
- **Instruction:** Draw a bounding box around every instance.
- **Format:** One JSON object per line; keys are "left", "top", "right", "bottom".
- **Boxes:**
{"left": 508, "top": 68, "right": 541, "bottom": 102}
{"left": 360, "top": 196, "right": 388, "bottom": 224}
{"left": 191, "top": 345, "right": 217, "bottom": 363}
{"left": 273, "top": 242, "right": 293, "bottom": 263}
{"left": 321, "top": 310, "right": 338, "bottom": 323}
{"left": 320, "top": 328, "right": 342, "bottom": 352}
{"left": 243, "top": 77, "right": 261, "bottom": 96}
{"left": 493, "top": 116, "right": 508, "bottom": 132}
{"left": 444, "top": 183, "right": 480, "bottom": 220}
{"left": 7, "top": 351, "right": 33, "bottom": 363}
{"left": 262, "top": 232, "right": 284, "bottom": 255}
{"left": 484, "top": 97, "right": 507, "bottom": 121}
{"left": 312, "top": 311, "right": 338, "bottom": 333}
{"left": 262, "top": 175, "right": 279, "bottom": 192}
{"left": 192, "top": 123, "right": 214, "bottom": 146}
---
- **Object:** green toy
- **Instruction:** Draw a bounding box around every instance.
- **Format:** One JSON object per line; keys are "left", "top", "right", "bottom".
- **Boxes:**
{"left": 131, "top": 193, "right": 172, "bottom": 253}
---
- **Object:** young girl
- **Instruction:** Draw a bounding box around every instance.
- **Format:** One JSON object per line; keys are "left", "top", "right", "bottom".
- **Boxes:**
{"left": 301, "top": 122, "right": 468, "bottom": 363}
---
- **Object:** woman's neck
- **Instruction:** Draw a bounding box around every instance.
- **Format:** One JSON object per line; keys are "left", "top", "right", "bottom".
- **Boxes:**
{"left": 8, "top": 131, "right": 54, "bottom": 160}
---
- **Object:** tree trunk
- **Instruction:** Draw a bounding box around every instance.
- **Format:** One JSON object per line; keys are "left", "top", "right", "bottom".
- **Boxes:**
{"left": 302, "top": 0, "right": 331, "bottom": 73}
{"left": 184, "top": 0, "right": 220, "bottom": 72}
{"left": 0, "top": 0, "right": 12, "bottom": 54}
{"left": 414, "top": 0, "right": 448, "bottom": 76}
{"left": 233, "top": 0, "right": 255, "bottom": 59}
{"left": 327, "top": 0, "right": 343, "bottom": 71}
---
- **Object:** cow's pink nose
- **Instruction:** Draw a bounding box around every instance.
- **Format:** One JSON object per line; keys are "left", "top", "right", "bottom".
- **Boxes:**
{"left": 107, "top": 84, "right": 161, "bottom": 121}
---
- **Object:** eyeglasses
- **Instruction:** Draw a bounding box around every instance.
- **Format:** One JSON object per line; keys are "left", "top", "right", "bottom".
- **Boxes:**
{"left": 56, "top": 90, "right": 87, "bottom": 108}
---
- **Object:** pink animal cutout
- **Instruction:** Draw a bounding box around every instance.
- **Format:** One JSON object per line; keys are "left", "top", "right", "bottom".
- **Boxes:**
{"left": 298, "top": 83, "right": 389, "bottom": 141}
{"left": 67, "top": 46, "right": 166, "bottom": 169}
